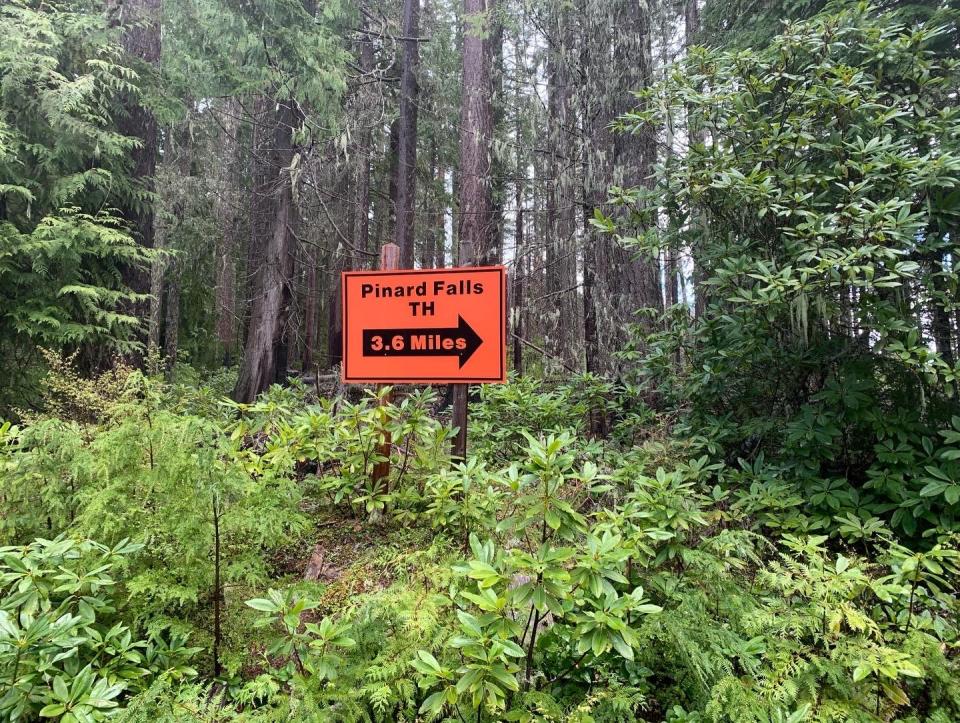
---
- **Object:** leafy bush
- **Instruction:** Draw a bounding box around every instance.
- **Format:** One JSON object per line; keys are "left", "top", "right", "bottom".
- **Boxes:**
{"left": 227, "top": 384, "right": 454, "bottom": 524}
{"left": 0, "top": 536, "right": 198, "bottom": 722}
{"left": 470, "top": 376, "right": 588, "bottom": 462}
{"left": 613, "top": 2, "right": 960, "bottom": 541}
{"left": 2, "top": 366, "right": 959, "bottom": 721}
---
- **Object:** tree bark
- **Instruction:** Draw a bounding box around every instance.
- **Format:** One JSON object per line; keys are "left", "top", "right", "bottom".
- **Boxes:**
{"left": 545, "top": 6, "right": 578, "bottom": 366}
{"left": 685, "top": 0, "right": 709, "bottom": 320}
{"left": 662, "top": 55, "right": 679, "bottom": 312}
{"left": 302, "top": 243, "right": 318, "bottom": 372}
{"left": 215, "top": 99, "right": 241, "bottom": 366}
{"left": 486, "top": 13, "right": 505, "bottom": 265}
{"left": 110, "top": 0, "right": 161, "bottom": 348}
{"left": 452, "top": 0, "right": 496, "bottom": 460}
{"left": 456, "top": 0, "right": 496, "bottom": 267}
{"left": 685, "top": 0, "right": 701, "bottom": 48}
{"left": 582, "top": 210, "right": 600, "bottom": 375}
{"left": 436, "top": 163, "right": 447, "bottom": 268}
{"left": 246, "top": 94, "right": 273, "bottom": 313}
{"left": 355, "top": 150, "right": 372, "bottom": 258}
{"left": 326, "top": 246, "right": 344, "bottom": 369}
{"left": 163, "top": 258, "right": 181, "bottom": 376}
{"left": 395, "top": 0, "right": 421, "bottom": 268}
{"left": 233, "top": 95, "right": 299, "bottom": 403}
{"left": 387, "top": 118, "right": 400, "bottom": 234}
{"left": 512, "top": 35, "right": 526, "bottom": 375}
{"left": 147, "top": 118, "right": 191, "bottom": 373}
{"left": 148, "top": 125, "right": 169, "bottom": 356}
{"left": 512, "top": 174, "right": 524, "bottom": 376}
{"left": 611, "top": 0, "right": 661, "bottom": 333}
{"left": 580, "top": 0, "right": 660, "bottom": 375}
{"left": 931, "top": 252, "right": 955, "bottom": 368}
{"left": 421, "top": 142, "right": 439, "bottom": 270}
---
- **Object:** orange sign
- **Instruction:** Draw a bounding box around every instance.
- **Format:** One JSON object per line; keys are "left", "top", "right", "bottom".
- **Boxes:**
{"left": 342, "top": 266, "right": 506, "bottom": 384}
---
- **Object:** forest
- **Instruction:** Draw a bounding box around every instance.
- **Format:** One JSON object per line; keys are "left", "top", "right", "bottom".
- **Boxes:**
{"left": 2, "top": 0, "right": 960, "bottom": 720}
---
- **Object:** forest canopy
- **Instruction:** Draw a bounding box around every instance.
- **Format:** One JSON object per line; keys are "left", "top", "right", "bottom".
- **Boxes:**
{"left": 1, "top": 0, "right": 960, "bottom": 722}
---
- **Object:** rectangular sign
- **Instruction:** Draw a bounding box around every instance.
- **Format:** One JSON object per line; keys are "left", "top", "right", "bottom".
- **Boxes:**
{"left": 342, "top": 266, "right": 506, "bottom": 384}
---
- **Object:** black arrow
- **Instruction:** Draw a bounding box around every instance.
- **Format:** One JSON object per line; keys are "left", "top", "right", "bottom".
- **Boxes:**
{"left": 362, "top": 315, "right": 483, "bottom": 368}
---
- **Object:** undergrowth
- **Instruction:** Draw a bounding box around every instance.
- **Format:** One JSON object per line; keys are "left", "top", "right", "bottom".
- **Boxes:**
{"left": 1, "top": 358, "right": 958, "bottom": 722}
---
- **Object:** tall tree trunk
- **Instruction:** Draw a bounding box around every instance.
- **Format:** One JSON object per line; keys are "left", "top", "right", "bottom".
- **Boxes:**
{"left": 147, "top": 117, "right": 191, "bottom": 373}
{"left": 351, "top": 21, "right": 376, "bottom": 262}
{"left": 324, "top": 240, "right": 344, "bottom": 373}
{"left": 662, "top": 7, "right": 679, "bottom": 312}
{"left": 512, "top": 164, "right": 524, "bottom": 375}
{"left": 486, "top": 13, "right": 505, "bottom": 265}
{"left": 582, "top": 206, "right": 600, "bottom": 375}
{"left": 163, "top": 259, "right": 181, "bottom": 376}
{"left": 163, "top": 122, "right": 191, "bottom": 376}
{"left": 148, "top": 125, "right": 169, "bottom": 356}
{"left": 233, "top": 96, "right": 299, "bottom": 402}
{"left": 387, "top": 119, "right": 400, "bottom": 234}
{"left": 456, "top": 0, "right": 496, "bottom": 267}
{"left": 234, "top": 0, "right": 322, "bottom": 396}
{"left": 302, "top": 243, "right": 318, "bottom": 372}
{"left": 246, "top": 94, "right": 273, "bottom": 322}
{"left": 685, "top": 0, "right": 700, "bottom": 48}
{"left": 512, "top": 34, "right": 526, "bottom": 374}
{"left": 395, "top": 0, "right": 421, "bottom": 268}
{"left": 611, "top": 0, "right": 661, "bottom": 338}
{"left": 578, "top": 2, "right": 609, "bottom": 377}
{"left": 327, "top": 171, "right": 351, "bottom": 370}
{"left": 452, "top": 0, "right": 496, "bottom": 459}
{"left": 421, "top": 142, "right": 440, "bottom": 269}
{"left": 215, "top": 99, "right": 241, "bottom": 366}
{"left": 372, "top": 126, "right": 395, "bottom": 252}
{"left": 110, "top": 0, "right": 160, "bottom": 349}
{"left": 546, "top": 6, "right": 578, "bottom": 366}
{"left": 326, "top": 256, "right": 343, "bottom": 369}
{"left": 148, "top": 255, "right": 164, "bottom": 355}
{"left": 451, "top": 167, "right": 461, "bottom": 263}
{"left": 685, "top": 0, "right": 709, "bottom": 320}
{"left": 436, "top": 167, "right": 447, "bottom": 267}
{"left": 355, "top": 149, "right": 372, "bottom": 258}
{"left": 931, "top": 252, "right": 955, "bottom": 369}
{"left": 528, "top": 131, "right": 548, "bottom": 351}
{"left": 580, "top": 0, "right": 660, "bottom": 376}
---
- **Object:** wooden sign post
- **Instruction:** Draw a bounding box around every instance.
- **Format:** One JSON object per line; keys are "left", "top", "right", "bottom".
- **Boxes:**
{"left": 371, "top": 243, "right": 400, "bottom": 484}
{"left": 342, "top": 256, "right": 506, "bottom": 465}
{"left": 451, "top": 382, "right": 469, "bottom": 461}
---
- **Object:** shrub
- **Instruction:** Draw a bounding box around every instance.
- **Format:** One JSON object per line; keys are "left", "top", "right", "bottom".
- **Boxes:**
{"left": 0, "top": 536, "right": 199, "bottom": 722}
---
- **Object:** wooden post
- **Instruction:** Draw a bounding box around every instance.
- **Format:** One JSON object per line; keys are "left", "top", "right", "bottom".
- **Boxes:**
{"left": 451, "top": 383, "right": 468, "bottom": 461}
{"left": 372, "top": 243, "right": 400, "bottom": 483}
{"left": 450, "top": 236, "right": 472, "bottom": 462}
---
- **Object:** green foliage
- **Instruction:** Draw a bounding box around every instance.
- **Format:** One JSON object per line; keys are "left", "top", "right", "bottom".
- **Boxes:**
{"left": 6, "top": 1, "right": 960, "bottom": 721}
{"left": 245, "top": 589, "right": 355, "bottom": 684}
{"left": 470, "top": 376, "right": 589, "bottom": 462}
{"left": 163, "top": 0, "right": 350, "bottom": 114}
{"left": 228, "top": 384, "right": 454, "bottom": 523}
{"left": 1, "top": 362, "right": 309, "bottom": 687}
{"left": 700, "top": 0, "right": 828, "bottom": 49}
{"left": 0, "top": 536, "right": 199, "bottom": 722}
{"left": 616, "top": 3, "right": 960, "bottom": 540}
{"left": 412, "top": 434, "right": 663, "bottom": 721}
{"left": 0, "top": 0, "right": 154, "bottom": 409}
{"left": 3, "top": 363, "right": 960, "bottom": 721}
